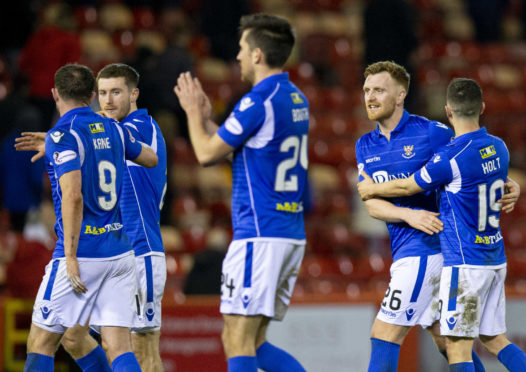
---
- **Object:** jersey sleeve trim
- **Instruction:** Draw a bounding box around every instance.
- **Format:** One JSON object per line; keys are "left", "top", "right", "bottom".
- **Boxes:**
{"left": 245, "top": 83, "right": 280, "bottom": 149}
{"left": 70, "top": 129, "right": 85, "bottom": 166}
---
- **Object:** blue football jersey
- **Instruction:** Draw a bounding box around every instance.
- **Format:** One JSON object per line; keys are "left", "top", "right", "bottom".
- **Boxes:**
{"left": 45, "top": 107, "right": 142, "bottom": 259}
{"left": 414, "top": 127, "right": 509, "bottom": 267}
{"left": 217, "top": 73, "right": 309, "bottom": 240}
{"left": 119, "top": 109, "right": 167, "bottom": 256}
{"left": 355, "top": 110, "right": 454, "bottom": 261}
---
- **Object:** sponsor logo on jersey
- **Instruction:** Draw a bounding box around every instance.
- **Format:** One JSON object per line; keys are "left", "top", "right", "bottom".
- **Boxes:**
{"left": 276, "top": 201, "right": 304, "bottom": 213}
{"left": 402, "top": 145, "right": 415, "bottom": 159}
{"left": 50, "top": 131, "right": 65, "bottom": 143}
{"left": 239, "top": 97, "right": 255, "bottom": 112}
{"left": 406, "top": 308, "right": 415, "bottom": 321}
{"left": 40, "top": 306, "right": 51, "bottom": 319}
{"left": 420, "top": 167, "right": 432, "bottom": 184}
{"left": 89, "top": 122, "right": 105, "bottom": 133}
{"left": 446, "top": 316, "right": 457, "bottom": 330}
{"left": 53, "top": 150, "right": 77, "bottom": 165}
{"left": 84, "top": 222, "right": 123, "bottom": 235}
{"left": 365, "top": 156, "right": 381, "bottom": 163}
{"left": 291, "top": 92, "right": 304, "bottom": 104}
{"left": 474, "top": 231, "right": 503, "bottom": 245}
{"left": 372, "top": 170, "right": 411, "bottom": 183}
{"left": 225, "top": 114, "right": 243, "bottom": 135}
{"left": 480, "top": 145, "right": 496, "bottom": 159}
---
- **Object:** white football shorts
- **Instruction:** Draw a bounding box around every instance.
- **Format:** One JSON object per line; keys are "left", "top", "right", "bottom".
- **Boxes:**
{"left": 32, "top": 252, "right": 137, "bottom": 334}
{"left": 132, "top": 253, "right": 166, "bottom": 333}
{"left": 220, "top": 238, "right": 305, "bottom": 321}
{"left": 376, "top": 253, "right": 443, "bottom": 328}
{"left": 439, "top": 265, "right": 507, "bottom": 338}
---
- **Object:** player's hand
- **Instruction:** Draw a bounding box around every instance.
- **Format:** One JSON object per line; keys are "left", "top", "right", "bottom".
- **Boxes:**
{"left": 499, "top": 176, "right": 520, "bottom": 213}
{"left": 14, "top": 132, "right": 46, "bottom": 162}
{"left": 174, "top": 72, "right": 203, "bottom": 115}
{"left": 66, "top": 258, "right": 88, "bottom": 294}
{"left": 404, "top": 209, "right": 443, "bottom": 235}
{"left": 193, "top": 77, "right": 213, "bottom": 120}
{"left": 357, "top": 171, "right": 376, "bottom": 201}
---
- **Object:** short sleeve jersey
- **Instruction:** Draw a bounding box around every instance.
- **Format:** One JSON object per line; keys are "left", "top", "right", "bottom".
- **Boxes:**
{"left": 45, "top": 107, "right": 142, "bottom": 259}
{"left": 119, "top": 109, "right": 167, "bottom": 256}
{"left": 217, "top": 73, "right": 309, "bottom": 240}
{"left": 414, "top": 127, "right": 509, "bottom": 267}
{"left": 355, "top": 110, "right": 454, "bottom": 261}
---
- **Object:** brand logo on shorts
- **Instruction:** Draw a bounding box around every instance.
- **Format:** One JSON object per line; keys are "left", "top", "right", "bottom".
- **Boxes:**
{"left": 405, "top": 308, "right": 415, "bottom": 321}
{"left": 146, "top": 304, "right": 155, "bottom": 321}
{"left": 241, "top": 289, "right": 251, "bottom": 309}
{"left": 40, "top": 306, "right": 51, "bottom": 319}
{"left": 446, "top": 316, "right": 457, "bottom": 330}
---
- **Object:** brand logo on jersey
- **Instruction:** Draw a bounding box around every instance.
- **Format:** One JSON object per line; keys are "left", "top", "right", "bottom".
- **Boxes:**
{"left": 225, "top": 114, "right": 243, "bottom": 135}
{"left": 379, "top": 307, "right": 397, "bottom": 318}
{"left": 435, "top": 122, "right": 450, "bottom": 130}
{"left": 291, "top": 92, "right": 304, "bottom": 104}
{"left": 433, "top": 155, "right": 441, "bottom": 163}
{"left": 446, "top": 316, "right": 457, "bottom": 330}
{"left": 474, "top": 231, "right": 503, "bottom": 245}
{"left": 84, "top": 223, "right": 123, "bottom": 235}
{"left": 145, "top": 304, "right": 155, "bottom": 321}
{"left": 372, "top": 170, "right": 411, "bottom": 183}
{"left": 365, "top": 156, "right": 381, "bottom": 164}
{"left": 276, "top": 201, "right": 304, "bottom": 213}
{"left": 50, "top": 131, "right": 64, "bottom": 143}
{"left": 40, "top": 306, "right": 51, "bottom": 319}
{"left": 241, "top": 289, "right": 251, "bottom": 309}
{"left": 239, "top": 97, "right": 255, "bottom": 112}
{"left": 53, "top": 150, "right": 77, "bottom": 165}
{"left": 89, "top": 122, "right": 105, "bottom": 133}
{"left": 405, "top": 308, "right": 415, "bottom": 321}
{"left": 402, "top": 145, "right": 415, "bottom": 159}
{"left": 480, "top": 145, "right": 496, "bottom": 159}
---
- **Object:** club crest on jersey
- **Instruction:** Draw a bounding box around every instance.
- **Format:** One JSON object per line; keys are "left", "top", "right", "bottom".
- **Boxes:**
{"left": 50, "top": 131, "right": 64, "bottom": 143}
{"left": 402, "top": 145, "right": 415, "bottom": 159}
{"left": 89, "top": 122, "right": 105, "bottom": 133}
{"left": 239, "top": 97, "right": 255, "bottom": 112}
{"left": 480, "top": 145, "right": 496, "bottom": 159}
{"left": 290, "top": 92, "right": 304, "bottom": 104}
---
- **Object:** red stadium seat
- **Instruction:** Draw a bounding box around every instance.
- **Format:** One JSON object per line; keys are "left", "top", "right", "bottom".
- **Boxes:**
{"left": 132, "top": 7, "right": 156, "bottom": 30}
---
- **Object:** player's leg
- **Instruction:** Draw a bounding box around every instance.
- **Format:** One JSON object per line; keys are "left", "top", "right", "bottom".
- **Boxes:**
{"left": 427, "top": 322, "right": 485, "bottom": 372}
{"left": 479, "top": 334, "right": 526, "bottom": 371}
{"left": 24, "top": 324, "right": 63, "bottom": 371}
{"left": 132, "top": 255, "right": 166, "bottom": 372}
{"left": 446, "top": 336, "right": 476, "bottom": 371}
{"left": 131, "top": 331, "right": 163, "bottom": 372}
{"left": 222, "top": 314, "right": 262, "bottom": 371}
{"left": 101, "top": 326, "right": 141, "bottom": 371}
{"left": 254, "top": 316, "right": 305, "bottom": 372}
{"left": 368, "top": 254, "right": 441, "bottom": 372}
{"left": 61, "top": 324, "right": 111, "bottom": 372}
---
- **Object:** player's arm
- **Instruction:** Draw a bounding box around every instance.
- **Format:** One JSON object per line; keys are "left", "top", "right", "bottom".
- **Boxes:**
{"left": 358, "top": 172, "right": 424, "bottom": 201}
{"left": 14, "top": 132, "right": 47, "bottom": 162}
{"left": 133, "top": 142, "right": 158, "bottom": 168}
{"left": 174, "top": 72, "right": 234, "bottom": 166}
{"left": 59, "top": 170, "right": 88, "bottom": 294}
{"left": 364, "top": 198, "right": 443, "bottom": 235}
{"left": 500, "top": 176, "right": 520, "bottom": 213}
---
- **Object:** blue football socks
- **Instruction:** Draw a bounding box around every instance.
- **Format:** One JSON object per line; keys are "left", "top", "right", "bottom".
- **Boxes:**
{"left": 111, "top": 352, "right": 141, "bottom": 372}
{"left": 256, "top": 341, "right": 306, "bottom": 371}
{"left": 368, "top": 338, "right": 400, "bottom": 372}
{"left": 450, "top": 362, "right": 475, "bottom": 371}
{"left": 24, "top": 353, "right": 54, "bottom": 372}
{"left": 497, "top": 343, "right": 526, "bottom": 371}
{"left": 227, "top": 356, "right": 257, "bottom": 372}
{"left": 75, "top": 345, "right": 112, "bottom": 372}
{"left": 440, "top": 350, "right": 485, "bottom": 372}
